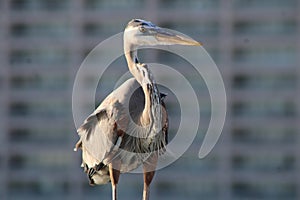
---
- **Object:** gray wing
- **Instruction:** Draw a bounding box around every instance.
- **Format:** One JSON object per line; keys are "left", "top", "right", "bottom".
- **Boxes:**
{"left": 77, "top": 109, "right": 119, "bottom": 165}
{"left": 75, "top": 78, "right": 140, "bottom": 166}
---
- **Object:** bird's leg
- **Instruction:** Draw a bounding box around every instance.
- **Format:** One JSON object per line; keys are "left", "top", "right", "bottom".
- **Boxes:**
{"left": 143, "top": 171, "right": 155, "bottom": 200}
{"left": 142, "top": 153, "right": 158, "bottom": 200}
{"left": 109, "top": 161, "right": 121, "bottom": 200}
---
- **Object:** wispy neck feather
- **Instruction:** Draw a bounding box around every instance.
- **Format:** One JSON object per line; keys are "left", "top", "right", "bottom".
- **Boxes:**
{"left": 124, "top": 43, "right": 162, "bottom": 137}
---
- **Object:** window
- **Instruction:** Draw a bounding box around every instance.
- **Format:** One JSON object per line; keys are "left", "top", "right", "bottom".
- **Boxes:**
{"left": 9, "top": 151, "right": 71, "bottom": 170}
{"left": 156, "top": 180, "right": 219, "bottom": 199}
{"left": 232, "top": 127, "right": 297, "bottom": 144}
{"left": 159, "top": 0, "right": 219, "bottom": 10}
{"left": 9, "top": 127, "right": 70, "bottom": 144}
{"left": 10, "top": 73, "right": 69, "bottom": 90}
{"left": 10, "top": 74, "right": 41, "bottom": 89}
{"left": 10, "top": 23, "right": 27, "bottom": 37}
{"left": 190, "top": 155, "right": 219, "bottom": 171}
{"left": 83, "top": 23, "right": 102, "bottom": 36}
{"left": 9, "top": 154, "right": 25, "bottom": 170}
{"left": 10, "top": 0, "right": 27, "bottom": 10}
{"left": 160, "top": 21, "right": 219, "bottom": 37}
{"left": 233, "top": 74, "right": 297, "bottom": 90}
{"left": 9, "top": 100, "right": 69, "bottom": 118}
{"left": 83, "top": 22, "right": 123, "bottom": 37}
{"left": 9, "top": 128, "right": 30, "bottom": 142}
{"left": 232, "top": 181, "right": 297, "bottom": 199}
{"left": 9, "top": 102, "right": 28, "bottom": 116}
{"left": 84, "top": 0, "right": 144, "bottom": 10}
{"left": 38, "top": 0, "right": 70, "bottom": 10}
{"left": 10, "top": 0, "right": 70, "bottom": 11}
{"left": 10, "top": 49, "right": 70, "bottom": 66}
{"left": 233, "top": 47, "right": 297, "bottom": 67}
{"left": 9, "top": 50, "right": 31, "bottom": 65}
{"left": 232, "top": 154, "right": 295, "bottom": 172}
{"left": 32, "top": 151, "right": 71, "bottom": 170}
{"left": 233, "top": 0, "right": 297, "bottom": 9}
{"left": 11, "top": 22, "right": 70, "bottom": 38}
{"left": 8, "top": 180, "right": 40, "bottom": 195}
{"left": 8, "top": 180, "right": 69, "bottom": 196}
{"left": 232, "top": 100, "right": 296, "bottom": 117}
{"left": 234, "top": 20, "right": 297, "bottom": 36}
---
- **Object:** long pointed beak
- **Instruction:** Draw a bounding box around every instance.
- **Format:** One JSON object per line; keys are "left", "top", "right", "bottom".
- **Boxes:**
{"left": 153, "top": 27, "right": 202, "bottom": 46}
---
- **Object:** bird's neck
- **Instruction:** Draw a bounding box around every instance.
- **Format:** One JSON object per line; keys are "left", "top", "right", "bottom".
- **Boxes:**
{"left": 124, "top": 45, "right": 141, "bottom": 83}
{"left": 140, "top": 76, "right": 162, "bottom": 133}
{"left": 124, "top": 45, "right": 161, "bottom": 130}
{"left": 124, "top": 44, "right": 149, "bottom": 88}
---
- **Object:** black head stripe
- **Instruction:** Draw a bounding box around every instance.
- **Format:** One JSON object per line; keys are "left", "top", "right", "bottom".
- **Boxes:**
{"left": 127, "top": 19, "right": 156, "bottom": 29}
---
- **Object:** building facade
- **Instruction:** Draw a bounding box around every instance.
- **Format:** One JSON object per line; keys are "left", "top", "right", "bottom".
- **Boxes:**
{"left": 0, "top": 0, "right": 299, "bottom": 199}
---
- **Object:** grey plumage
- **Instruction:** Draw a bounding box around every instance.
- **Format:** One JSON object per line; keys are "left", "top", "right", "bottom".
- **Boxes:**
{"left": 75, "top": 78, "right": 168, "bottom": 182}
{"left": 74, "top": 19, "right": 200, "bottom": 200}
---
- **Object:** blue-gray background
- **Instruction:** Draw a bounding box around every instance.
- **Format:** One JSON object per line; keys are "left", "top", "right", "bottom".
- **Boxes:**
{"left": 0, "top": 0, "right": 299, "bottom": 199}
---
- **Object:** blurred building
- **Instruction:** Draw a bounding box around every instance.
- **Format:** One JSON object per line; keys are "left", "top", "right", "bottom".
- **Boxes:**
{"left": 0, "top": 0, "right": 299, "bottom": 199}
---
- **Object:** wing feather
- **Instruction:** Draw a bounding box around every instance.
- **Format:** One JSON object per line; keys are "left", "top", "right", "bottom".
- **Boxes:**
{"left": 77, "top": 108, "right": 118, "bottom": 166}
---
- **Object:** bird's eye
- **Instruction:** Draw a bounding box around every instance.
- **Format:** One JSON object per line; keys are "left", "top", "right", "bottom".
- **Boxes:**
{"left": 139, "top": 27, "right": 146, "bottom": 33}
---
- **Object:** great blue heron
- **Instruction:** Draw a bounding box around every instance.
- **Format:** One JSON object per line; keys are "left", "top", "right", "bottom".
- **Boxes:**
{"left": 74, "top": 19, "right": 201, "bottom": 200}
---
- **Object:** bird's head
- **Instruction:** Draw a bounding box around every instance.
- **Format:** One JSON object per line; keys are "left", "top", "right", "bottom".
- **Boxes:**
{"left": 124, "top": 19, "right": 202, "bottom": 48}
